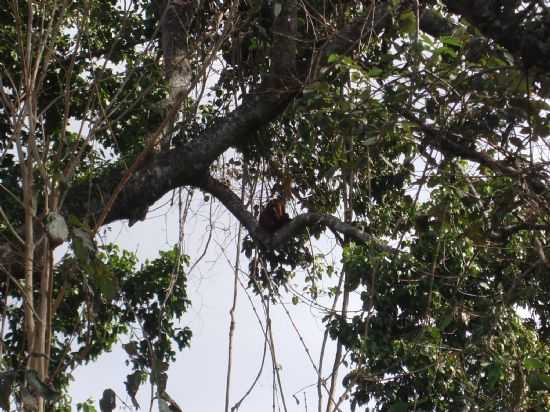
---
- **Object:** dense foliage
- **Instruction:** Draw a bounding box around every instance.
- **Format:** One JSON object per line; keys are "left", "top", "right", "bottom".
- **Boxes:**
{"left": 0, "top": 0, "right": 549, "bottom": 411}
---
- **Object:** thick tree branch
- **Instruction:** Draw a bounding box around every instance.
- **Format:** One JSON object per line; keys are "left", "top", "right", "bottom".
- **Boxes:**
{"left": 442, "top": 0, "right": 550, "bottom": 71}
{"left": 201, "top": 175, "right": 385, "bottom": 250}
{"left": 0, "top": 3, "right": 394, "bottom": 268}
{"left": 156, "top": 0, "right": 194, "bottom": 81}
{"left": 64, "top": 91, "right": 293, "bottom": 225}
{"left": 65, "top": 2, "right": 391, "bottom": 227}
{"left": 271, "top": 214, "right": 379, "bottom": 249}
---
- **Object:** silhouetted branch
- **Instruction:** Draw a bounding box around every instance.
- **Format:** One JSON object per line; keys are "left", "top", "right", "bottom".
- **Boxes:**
{"left": 202, "top": 175, "right": 390, "bottom": 250}
{"left": 443, "top": 0, "right": 550, "bottom": 71}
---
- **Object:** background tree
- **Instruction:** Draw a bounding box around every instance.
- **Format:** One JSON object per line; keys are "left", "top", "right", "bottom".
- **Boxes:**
{"left": 0, "top": 0, "right": 549, "bottom": 411}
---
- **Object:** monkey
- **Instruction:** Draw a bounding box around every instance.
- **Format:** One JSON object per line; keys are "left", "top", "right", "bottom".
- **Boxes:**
{"left": 259, "top": 198, "right": 291, "bottom": 233}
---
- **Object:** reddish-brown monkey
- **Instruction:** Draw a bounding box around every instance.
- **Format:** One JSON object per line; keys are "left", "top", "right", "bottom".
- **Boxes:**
{"left": 259, "top": 198, "right": 291, "bottom": 233}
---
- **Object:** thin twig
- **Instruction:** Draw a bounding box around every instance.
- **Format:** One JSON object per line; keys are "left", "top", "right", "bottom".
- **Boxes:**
{"left": 225, "top": 157, "right": 248, "bottom": 412}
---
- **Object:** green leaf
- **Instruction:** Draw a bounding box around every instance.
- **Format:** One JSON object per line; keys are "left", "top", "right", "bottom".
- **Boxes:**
{"left": 438, "top": 314, "right": 453, "bottom": 331}
{"left": 125, "top": 371, "right": 143, "bottom": 409}
{"left": 539, "top": 374, "right": 550, "bottom": 388}
{"left": 72, "top": 227, "right": 96, "bottom": 262}
{"left": 487, "top": 363, "right": 502, "bottom": 389}
{"left": 465, "top": 222, "right": 484, "bottom": 241}
{"left": 398, "top": 10, "right": 416, "bottom": 34}
{"left": 77, "top": 400, "right": 98, "bottom": 412}
{"left": 93, "top": 262, "right": 118, "bottom": 301}
{"left": 389, "top": 400, "right": 408, "bottom": 412}
{"left": 427, "top": 326, "right": 442, "bottom": 340}
{"left": 99, "top": 389, "right": 116, "bottom": 412}
{"left": 435, "top": 46, "right": 457, "bottom": 58}
{"left": 367, "top": 67, "right": 384, "bottom": 77}
{"left": 441, "top": 36, "right": 463, "bottom": 48}
{"left": 524, "top": 358, "right": 545, "bottom": 370}
{"left": 327, "top": 54, "right": 340, "bottom": 63}
{"left": 123, "top": 341, "right": 139, "bottom": 356}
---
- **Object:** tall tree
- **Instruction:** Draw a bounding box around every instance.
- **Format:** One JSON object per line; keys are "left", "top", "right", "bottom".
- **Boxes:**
{"left": 0, "top": 0, "right": 549, "bottom": 411}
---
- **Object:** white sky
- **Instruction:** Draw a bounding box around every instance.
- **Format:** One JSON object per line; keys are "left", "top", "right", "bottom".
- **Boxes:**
{"left": 62, "top": 7, "right": 357, "bottom": 409}
{"left": 67, "top": 194, "right": 354, "bottom": 412}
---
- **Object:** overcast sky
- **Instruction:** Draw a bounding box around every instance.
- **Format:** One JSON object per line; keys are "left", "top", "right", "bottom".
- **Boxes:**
{"left": 67, "top": 194, "right": 354, "bottom": 412}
